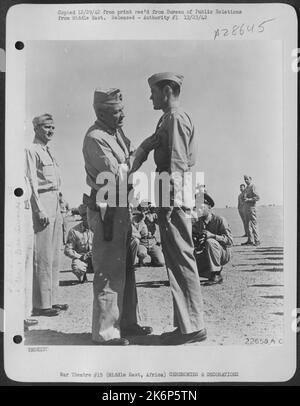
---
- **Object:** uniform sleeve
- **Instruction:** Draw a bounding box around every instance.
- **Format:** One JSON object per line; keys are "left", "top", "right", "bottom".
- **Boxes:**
{"left": 249, "top": 185, "right": 260, "bottom": 203}
{"left": 139, "top": 221, "right": 148, "bottom": 239}
{"left": 238, "top": 194, "right": 242, "bottom": 209}
{"left": 215, "top": 217, "right": 233, "bottom": 247}
{"left": 25, "top": 148, "right": 45, "bottom": 213}
{"left": 167, "top": 114, "right": 191, "bottom": 174}
{"left": 130, "top": 133, "right": 159, "bottom": 173}
{"left": 64, "top": 229, "right": 82, "bottom": 260}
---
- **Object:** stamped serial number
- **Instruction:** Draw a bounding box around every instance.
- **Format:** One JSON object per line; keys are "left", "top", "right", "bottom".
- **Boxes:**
{"left": 245, "top": 337, "right": 283, "bottom": 345}
{"left": 214, "top": 18, "right": 276, "bottom": 40}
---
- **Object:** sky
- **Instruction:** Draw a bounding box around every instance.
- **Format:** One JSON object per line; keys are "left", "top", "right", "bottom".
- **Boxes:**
{"left": 25, "top": 40, "right": 283, "bottom": 208}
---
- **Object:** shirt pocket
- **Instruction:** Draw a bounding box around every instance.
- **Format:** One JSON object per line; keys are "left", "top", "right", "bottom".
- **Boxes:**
{"left": 42, "top": 163, "right": 55, "bottom": 178}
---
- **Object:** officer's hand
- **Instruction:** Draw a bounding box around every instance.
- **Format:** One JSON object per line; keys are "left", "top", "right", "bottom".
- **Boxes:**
{"left": 205, "top": 230, "right": 215, "bottom": 239}
{"left": 80, "top": 254, "right": 88, "bottom": 262}
{"left": 38, "top": 211, "right": 49, "bottom": 227}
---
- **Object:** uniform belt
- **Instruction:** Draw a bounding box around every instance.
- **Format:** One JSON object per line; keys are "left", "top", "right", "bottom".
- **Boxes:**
{"left": 38, "top": 188, "right": 59, "bottom": 194}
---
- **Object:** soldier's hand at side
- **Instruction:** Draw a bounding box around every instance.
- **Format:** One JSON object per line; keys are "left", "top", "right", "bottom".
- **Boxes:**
{"left": 38, "top": 211, "right": 49, "bottom": 227}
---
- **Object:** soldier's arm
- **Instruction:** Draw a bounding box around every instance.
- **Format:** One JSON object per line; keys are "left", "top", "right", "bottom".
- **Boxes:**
{"left": 168, "top": 114, "right": 191, "bottom": 174}
{"left": 215, "top": 218, "right": 233, "bottom": 247}
{"left": 130, "top": 133, "right": 159, "bottom": 173}
{"left": 25, "top": 147, "right": 46, "bottom": 214}
{"left": 250, "top": 185, "right": 260, "bottom": 202}
{"left": 140, "top": 221, "right": 148, "bottom": 239}
{"left": 167, "top": 114, "right": 192, "bottom": 210}
{"left": 64, "top": 229, "right": 82, "bottom": 260}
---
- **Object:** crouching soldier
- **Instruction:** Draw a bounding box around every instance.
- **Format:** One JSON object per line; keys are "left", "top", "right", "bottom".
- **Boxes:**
{"left": 64, "top": 203, "right": 93, "bottom": 283}
{"left": 193, "top": 193, "right": 233, "bottom": 285}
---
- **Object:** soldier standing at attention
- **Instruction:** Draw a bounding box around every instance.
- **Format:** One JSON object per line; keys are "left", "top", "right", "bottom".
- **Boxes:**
{"left": 238, "top": 183, "right": 247, "bottom": 237}
{"left": 82, "top": 88, "right": 152, "bottom": 345}
{"left": 26, "top": 114, "right": 68, "bottom": 317}
{"left": 242, "top": 175, "right": 261, "bottom": 246}
{"left": 131, "top": 72, "right": 207, "bottom": 345}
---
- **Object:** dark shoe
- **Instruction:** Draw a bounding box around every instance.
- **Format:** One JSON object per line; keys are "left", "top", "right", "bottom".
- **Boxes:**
{"left": 24, "top": 319, "right": 38, "bottom": 328}
{"left": 32, "top": 308, "right": 60, "bottom": 317}
{"left": 254, "top": 241, "right": 261, "bottom": 246}
{"left": 52, "top": 304, "right": 69, "bottom": 311}
{"left": 160, "top": 328, "right": 180, "bottom": 339}
{"left": 241, "top": 241, "right": 254, "bottom": 246}
{"left": 161, "top": 328, "right": 207, "bottom": 345}
{"left": 121, "top": 324, "right": 153, "bottom": 337}
{"left": 92, "top": 338, "right": 129, "bottom": 346}
{"left": 206, "top": 274, "right": 223, "bottom": 286}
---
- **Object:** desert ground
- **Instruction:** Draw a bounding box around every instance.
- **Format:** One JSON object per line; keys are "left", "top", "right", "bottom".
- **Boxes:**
{"left": 25, "top": 206, "right": 284, "bottom": 346}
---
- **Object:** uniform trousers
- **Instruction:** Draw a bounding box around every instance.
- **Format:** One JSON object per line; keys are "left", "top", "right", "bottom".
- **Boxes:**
{"left": 25, "top": 206, "right": 34, "bottom": 317}
{"left": 158, "top": 207, "right": 205, "bottom": 334}
{"left": 245, "top": 205, "right": 260, "bottom": 244}
{"left": 238, "top": 207, "right": 247, "bottom": 235}
{"left": 195, "top": 239, "right": 231, "bottom": 278}
{"left": 32, "top": 191, "right": 62, "bottom": 310}
{"left": 88, "top": 207, "right": 138, "bottom": 342}
{"left": 136, "top": 243, "right": 165, "bottom": 266}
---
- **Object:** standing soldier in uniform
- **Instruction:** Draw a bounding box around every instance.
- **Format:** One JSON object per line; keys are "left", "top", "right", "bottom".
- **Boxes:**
{"left": 131, "top": 72, "right": 207, "bottom": 345}
{"left": 242, "top": 175, "right": 261, "bottom": 246}
{"left": 82, "top": 88, "right": 152, "bottom": 345}
{"left": 238, "top": 183, "right": 247, "bottom": 236}
{"left": 26, "top": 114, "right": 68, "bottom": 317}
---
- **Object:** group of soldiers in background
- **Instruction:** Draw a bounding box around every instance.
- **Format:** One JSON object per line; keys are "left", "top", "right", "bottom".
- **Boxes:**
{"left": 23, "top": 71, "right": 261, "bottom": 345}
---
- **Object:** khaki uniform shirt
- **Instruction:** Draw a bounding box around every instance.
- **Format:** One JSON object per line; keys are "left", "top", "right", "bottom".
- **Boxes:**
{"left": 82, "top": 119, "right": 132, "bottom": 194}
{"left": 64, "top": 222, "right": 94, "bottom": 260}
{"left": 244, "top": 183, "right": 260, "bottom": 206}
{"left": 133, "top": 107, "right": 196, "bottom": 208}
{"left": 192, "top": 213, "right": 233, "bottom": 248}
{"left": 25, "top": 138, "right": 61, "bottom": 213}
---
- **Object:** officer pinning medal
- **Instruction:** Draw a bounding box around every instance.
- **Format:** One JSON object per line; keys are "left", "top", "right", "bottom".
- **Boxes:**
{"left": 23, "top": 73, "right": 269, "bottom": 347}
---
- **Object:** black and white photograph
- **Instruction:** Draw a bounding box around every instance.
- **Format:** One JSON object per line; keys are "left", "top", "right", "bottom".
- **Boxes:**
{"left": 4, "top": 3, "right": 298, "bottom": 383}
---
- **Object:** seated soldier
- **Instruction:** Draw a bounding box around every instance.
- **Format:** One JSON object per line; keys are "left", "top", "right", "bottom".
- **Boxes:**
{"left": 143, "top": 207, "right": 165, "bottom": 267}
{"left": 192, "top": 193, "right": 233, "bottom": 285}
{"left": 131, "top": 211, "right": 149, "bottom": 266}
{"left": 64, "top": 204, "right": 94, "bottom": 283}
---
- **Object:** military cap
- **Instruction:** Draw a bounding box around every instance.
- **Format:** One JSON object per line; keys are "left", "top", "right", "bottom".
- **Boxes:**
{"left": 195, "top": 192, "right": 215, "bottom": 208}
{"left": 32, "top": 113, "right": 53, "bottom": 128}
{"left": 148, "top": 72, "right": 184, "bottom": 88}
{"left": 93, "top": 88, "right": 123, "bottom": 110}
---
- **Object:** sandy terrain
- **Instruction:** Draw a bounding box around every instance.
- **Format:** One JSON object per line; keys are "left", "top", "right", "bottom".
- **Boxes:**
{"left": 25, "top": 206, "right": 284, "bottom": 346}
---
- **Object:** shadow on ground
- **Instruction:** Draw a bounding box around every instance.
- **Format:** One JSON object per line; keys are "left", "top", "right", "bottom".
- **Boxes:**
{"left": 24, "top": 330, "right": 162, "bottom": 346}
{"left": 136, "top": 280, "right": 169, "bottom": 288}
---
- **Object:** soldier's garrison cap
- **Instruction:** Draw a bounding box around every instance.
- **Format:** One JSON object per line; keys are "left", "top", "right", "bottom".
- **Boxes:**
{"left": 148, "top": 72, "right": 184, "bottom": 88}
{"left": 93, "top": 88, "right": 123, "bottom": 110}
